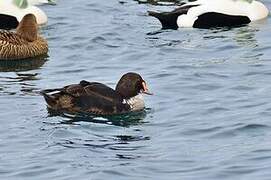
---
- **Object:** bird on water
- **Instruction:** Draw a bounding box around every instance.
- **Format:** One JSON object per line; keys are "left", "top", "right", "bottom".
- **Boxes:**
{"left": 148, "top": 0, "right": 269, "bottom": 29}
{"left": 41, "top": 72, "right": 153, "bottom": 115}
{"left": 0, "top": 0, "right": 52, "bottom": 30}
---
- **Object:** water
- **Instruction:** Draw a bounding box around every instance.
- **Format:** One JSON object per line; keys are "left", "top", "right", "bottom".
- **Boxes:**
{"left": 1, "top": 0, "right": 271, "bottom": 179}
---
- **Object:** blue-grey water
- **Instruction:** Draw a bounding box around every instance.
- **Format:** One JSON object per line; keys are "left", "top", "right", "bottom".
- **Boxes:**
{"left": 1, "top": 0, "right": 271, "bottom": 179}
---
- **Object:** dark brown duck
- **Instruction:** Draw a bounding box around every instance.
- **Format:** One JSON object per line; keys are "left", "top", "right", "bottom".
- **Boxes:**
{"left": 41, "top": 72, "right": 153, "bottom": 115}
{"left": 0, "top": 13, "right": 48, "bottom": 60}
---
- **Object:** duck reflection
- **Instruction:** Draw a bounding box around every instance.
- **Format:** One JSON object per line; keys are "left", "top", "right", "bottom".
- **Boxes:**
{"left": 205, "top": 25, "right": 262, "bottom": 61}
{"left": 47, "top": 108, "right": 150, "bottom": 127}
{"left": 233, "top": 26, "right": 259, "bottom": 48}
{"left": 53, "top": 131, "right": 150, "bottom": 161}
{"left": 203, "top": 26, "right": 258, "bottom": 47}
{"left": 0, "top": 72, "right": 41, "bottom": 96}
{"left": 0, "top": 55, "right": 48, "bottom": 72}
{"left": 44, "top": 109, "right": 151, "bottom": 162}
{"left": 147, "top": 23, "right": 261, "bottom": 60}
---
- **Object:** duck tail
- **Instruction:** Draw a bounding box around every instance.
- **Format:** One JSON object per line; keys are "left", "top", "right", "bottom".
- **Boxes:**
{"left": 148, "top": 11, "right": 179, "bottom": 29}
{"left": 40, "top": 89, "right": 61, "bottom": 108}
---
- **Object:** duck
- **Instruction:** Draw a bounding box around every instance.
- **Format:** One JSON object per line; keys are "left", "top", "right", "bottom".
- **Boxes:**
{"left": 0, "top": 0, "right": 48, "bottom": 30}
{"left": 148, "top": 0, "right": 269, "bottom": 29}
{"left": 41, "top": 72, "right": 153, "bottom": 115}
{"left": 0, "top": 14, "right": 48, "bottom": 60}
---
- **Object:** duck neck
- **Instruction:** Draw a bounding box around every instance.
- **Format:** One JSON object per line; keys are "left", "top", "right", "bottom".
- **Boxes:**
{"left": 124, "top": 94, "right": 145, "bottom": 112}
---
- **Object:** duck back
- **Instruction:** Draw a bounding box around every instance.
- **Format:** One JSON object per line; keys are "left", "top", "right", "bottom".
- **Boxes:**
{"left": 0, "top": 31, "right": 48, "bottom": 60}
{"left": 41, "top": 81, "right": 131, "bottom": 115}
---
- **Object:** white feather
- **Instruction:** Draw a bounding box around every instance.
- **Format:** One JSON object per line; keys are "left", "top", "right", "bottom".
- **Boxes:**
{"left": 125, "top": 94, "right": 145, "bottom": 112}
{"left": 177, "top": 0, "right": 269, "bottom": 27}
{"left": 27, "top": 0, "right": 54, "bottom": 5}
{"left": 0, "top": 0, "right": 47, "bottom": 25}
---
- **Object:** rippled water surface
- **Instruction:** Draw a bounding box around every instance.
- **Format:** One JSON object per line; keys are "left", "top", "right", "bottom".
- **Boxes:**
{"left": 1, "top": 0, "right": 271, "bottom": 179}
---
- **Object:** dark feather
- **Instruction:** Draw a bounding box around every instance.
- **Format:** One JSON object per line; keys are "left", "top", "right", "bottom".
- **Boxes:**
{"left": 0, "top": 14, "right": 18, "bottom": 30}
{"left": 148, "top": 5, "right": 199, "bottom": 29}
{"left": 41, "top": 81, "right": 130, "bottom": 115}
{"left": 193, "top": 12, "right": 251, "bottom": 28}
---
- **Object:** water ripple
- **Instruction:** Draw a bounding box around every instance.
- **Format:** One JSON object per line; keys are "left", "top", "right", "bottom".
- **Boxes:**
{"left": 0, "top": 0, "right": 271, "bottom": 179}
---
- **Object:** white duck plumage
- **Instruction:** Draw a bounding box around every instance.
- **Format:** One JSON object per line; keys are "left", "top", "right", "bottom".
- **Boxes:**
{"left": 149, "top": 0, "right": 269, "bottom": 29}
{"left": 124, "top": 94, "right": 145, "bottom": 112}
{"left": 0, "top": 0, "right": 50, "bottom": 29}
{"left": 27, "top": 0, "right": 55, "bottom": 6}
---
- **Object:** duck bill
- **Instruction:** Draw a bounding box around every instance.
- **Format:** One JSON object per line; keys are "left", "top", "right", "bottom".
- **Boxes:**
{"left": 142, "top": 82, "right": 153, "bottom": 95}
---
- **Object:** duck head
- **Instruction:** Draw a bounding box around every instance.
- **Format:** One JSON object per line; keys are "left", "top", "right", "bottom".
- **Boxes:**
{"left": 13, "top": 0, "right": 55, "bottom": 8}
{"left": 115, "top": 72, "right": 153, "bottom": 99}
{"left": 16, "top": 14, "right": 38, "bottom": 42}
{"left": 13, "top": 0, "right": 28, "bottom": 8}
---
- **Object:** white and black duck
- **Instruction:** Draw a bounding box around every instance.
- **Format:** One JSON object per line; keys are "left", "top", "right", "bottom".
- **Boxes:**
{"left": 41, "top": 73, "right": 153, "bottom": 115}
{"left": 0, "top": 0, "right": 52, "bottom": 30}
{"left": 148, "top": 0, "right": 269, "bottom": 29}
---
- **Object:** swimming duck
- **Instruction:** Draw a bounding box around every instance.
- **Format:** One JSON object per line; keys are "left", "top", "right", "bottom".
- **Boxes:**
{"left": 41, "top": 72, "right": 153, "bottom": 115}
{"left": 0, "top": 0, "right": 48, "bottom": 30}
{"left": 0, "top": 14, "right": 48, "bottom": 60}
{"left": 148, "top": 0, "right": 269, "bottom": 29}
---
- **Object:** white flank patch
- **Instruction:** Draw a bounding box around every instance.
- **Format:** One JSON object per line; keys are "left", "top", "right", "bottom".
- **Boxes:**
{"left": 125, "top": 94, "right": 145, "bottom": 112}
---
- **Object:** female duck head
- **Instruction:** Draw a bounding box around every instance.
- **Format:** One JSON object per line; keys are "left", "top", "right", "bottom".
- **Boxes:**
{"left": 115, "top": 72, "right": 153, "bottom": 99}
{"left": 16, "top": 13, "right": 38, "bottom": 42}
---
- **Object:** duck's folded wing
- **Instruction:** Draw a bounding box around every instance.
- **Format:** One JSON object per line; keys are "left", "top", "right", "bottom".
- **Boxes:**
{"left": 81, "top": 81, "right": 123, "bottom": 102}
{"left": 42, "top": 81, "right": 130, "bottom": 115}
{"left": 0, "top": 31, "right": 26, "bottom": 45}
{"left": 63, "top": 82, "right": 121, "bottom": 101}
{"left": 76, "top": 82, "right": 130, "bottom": 114}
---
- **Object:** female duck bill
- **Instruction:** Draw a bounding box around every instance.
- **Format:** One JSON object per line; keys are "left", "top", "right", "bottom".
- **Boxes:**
{"left": 141, "top": 81, "right": 153, "bottom": 95}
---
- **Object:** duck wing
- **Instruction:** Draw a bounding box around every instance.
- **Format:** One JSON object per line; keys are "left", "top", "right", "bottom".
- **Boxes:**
{"left": 41, "top": 81, "right": 130, "bottom": 115}
{"left": 0, "top": 31, "right": 26, "bottom": 45}
{"left": 0, "top": 31, "right": 48, "bottom": 60}
{"left": 76, "top": 81, "right": 130, "bottom": 114}
{"left": 79, "top": 81, "right": 123, "bottom": 102}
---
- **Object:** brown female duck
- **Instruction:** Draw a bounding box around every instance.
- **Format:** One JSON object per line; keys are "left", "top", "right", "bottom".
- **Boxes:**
{"left": 41, "top": 72, "right": 153, "bottom": 115}
{"left": 0, "top": 13, "right": 48, "bottom": 60}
